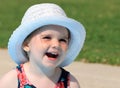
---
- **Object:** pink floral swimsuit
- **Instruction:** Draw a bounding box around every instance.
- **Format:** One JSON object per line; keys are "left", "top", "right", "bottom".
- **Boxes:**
{"left": 16, "top": 64, "right": 70, "bottom": 88}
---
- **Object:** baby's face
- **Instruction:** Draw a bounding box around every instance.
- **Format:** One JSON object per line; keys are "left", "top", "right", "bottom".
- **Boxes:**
{"left": 23, "top": 25, "right": 70, "bottom": 67}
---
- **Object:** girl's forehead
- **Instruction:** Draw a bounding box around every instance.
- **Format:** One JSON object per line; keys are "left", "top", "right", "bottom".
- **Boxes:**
{"left": 36, "top": 25, "right": 69, "bottom": 35}
{"left": 40, "top": 29, "right": 69, "bottom": 38}
{"left": 23, "top": 25, "right": 70, "bottom": 44}
{"left": 27, "top": 25, "right": 70, "bottom": 40}
{"left": 39, "top": 25, "right": 68, "bottom": 32}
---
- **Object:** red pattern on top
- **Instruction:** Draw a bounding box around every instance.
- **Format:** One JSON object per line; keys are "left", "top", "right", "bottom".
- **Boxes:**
{"left": 16, "top": 64, "right": 70, "bottom": 88}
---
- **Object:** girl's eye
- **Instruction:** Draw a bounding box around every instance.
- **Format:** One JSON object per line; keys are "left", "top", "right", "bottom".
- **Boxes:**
{"left": 43, "top": 36, "right": 51, "bottom": 39}
{"left": 59, "top": 39, "right": 68, "bottom": 43}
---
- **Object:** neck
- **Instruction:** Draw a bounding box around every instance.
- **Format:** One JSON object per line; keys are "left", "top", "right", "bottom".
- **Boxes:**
{"left": 24, "top": 62, "right": 59, "bottom": 78}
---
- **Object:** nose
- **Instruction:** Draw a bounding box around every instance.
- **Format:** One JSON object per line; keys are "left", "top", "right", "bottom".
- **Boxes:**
{"left": 51, "top": 39, "right": 60, "bottom": 49}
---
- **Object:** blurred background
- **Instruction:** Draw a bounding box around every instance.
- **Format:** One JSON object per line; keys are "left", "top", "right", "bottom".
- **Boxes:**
{"left": 0, "top": 0, "right": 120, "bottom": 65}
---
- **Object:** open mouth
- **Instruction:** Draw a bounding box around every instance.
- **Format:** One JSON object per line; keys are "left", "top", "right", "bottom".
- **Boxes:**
{"left": 45, "top": 52, "right": 59, "bottom": 59}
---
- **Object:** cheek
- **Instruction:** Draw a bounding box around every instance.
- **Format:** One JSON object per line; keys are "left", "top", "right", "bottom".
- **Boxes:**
{"left": 28, "top": 38, "right": 48, "bottom": 54}
{"left": 29, "top": 36, "right": 42, "bottom": 48}
{"left": 61, "top": 44, "right": 69, "bottom": 51}
{"left": 28, "top": 44, "right": 43, "bottom": 60}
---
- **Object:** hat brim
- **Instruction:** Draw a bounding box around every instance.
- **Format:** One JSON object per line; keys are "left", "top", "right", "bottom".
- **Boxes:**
{"left": 8, "top": 16, "right": 86, "bottom": 67}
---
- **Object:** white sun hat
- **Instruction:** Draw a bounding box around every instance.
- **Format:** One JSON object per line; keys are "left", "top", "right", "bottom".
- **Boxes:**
{"left": 8, "top": 3, "right": 86, "bottom": 67}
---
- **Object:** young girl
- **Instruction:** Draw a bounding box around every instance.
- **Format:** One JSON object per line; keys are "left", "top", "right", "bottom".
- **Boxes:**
{"left": 0, "top": 3, "right": 86, "bottom": 88}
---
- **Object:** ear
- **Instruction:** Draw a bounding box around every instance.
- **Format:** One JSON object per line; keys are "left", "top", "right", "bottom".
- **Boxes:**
{"left": 22, "top": 42, "right": 30, "bottom": 52}
{"left": 23, "top": 46, "right": 30, "bottom": 52}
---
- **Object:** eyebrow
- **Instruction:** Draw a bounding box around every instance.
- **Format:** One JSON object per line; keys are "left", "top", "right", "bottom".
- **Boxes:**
{"left": 40, "top": 33, "right": 69, "bottom": 39}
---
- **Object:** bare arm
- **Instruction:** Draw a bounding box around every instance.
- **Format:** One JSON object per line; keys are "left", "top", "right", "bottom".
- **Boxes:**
{"left": 70, "top": 74, "right": 80, "bottom": 88}
{"left": 0, "top": 69, "right": 18, "bottom": 88}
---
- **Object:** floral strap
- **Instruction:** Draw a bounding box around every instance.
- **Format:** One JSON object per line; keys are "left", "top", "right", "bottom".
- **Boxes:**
{"left": 16, "top": 64, "right": 36, "bottom": 88}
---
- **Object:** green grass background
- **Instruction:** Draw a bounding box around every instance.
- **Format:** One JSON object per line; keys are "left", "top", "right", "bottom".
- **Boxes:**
{"left": 0, "top": 0, "right": 120, "bottom": 65}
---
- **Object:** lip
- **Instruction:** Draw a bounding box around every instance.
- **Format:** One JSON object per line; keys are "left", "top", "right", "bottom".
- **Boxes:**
{"left": 47, "top": 57, "right": 57, "bottom": 61}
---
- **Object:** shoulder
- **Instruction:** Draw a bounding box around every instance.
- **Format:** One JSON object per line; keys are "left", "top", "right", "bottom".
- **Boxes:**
{"left": 69, "top": 74, "right": 80, "bottom": 88}
{"left": 61, "top": 68, "right": 80, "bottom": 88}
{"left": 0, "top": 69, "right": 18, "bottom": 88}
